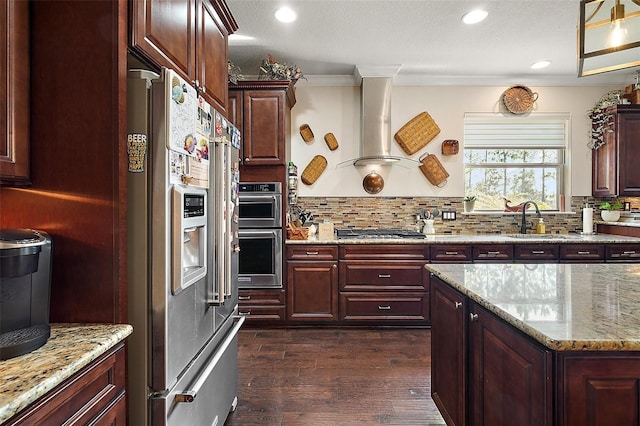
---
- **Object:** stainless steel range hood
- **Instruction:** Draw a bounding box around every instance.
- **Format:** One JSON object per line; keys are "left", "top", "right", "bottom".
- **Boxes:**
{"left": 342, "top": 66, "right": 419, "bottom": 168}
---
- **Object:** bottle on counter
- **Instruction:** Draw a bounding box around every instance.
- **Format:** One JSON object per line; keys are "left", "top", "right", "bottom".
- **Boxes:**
{"left": 536, "top": 217, "right": 546, "bottom": 234}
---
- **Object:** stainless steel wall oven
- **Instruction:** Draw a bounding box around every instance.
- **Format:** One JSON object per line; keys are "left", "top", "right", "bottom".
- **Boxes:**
{"left": 238, "top": 183, "right": 283, "bottom": 289}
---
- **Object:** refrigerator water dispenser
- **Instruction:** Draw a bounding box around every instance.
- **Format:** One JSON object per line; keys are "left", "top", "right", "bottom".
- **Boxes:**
{"left": 172, "top": 186, "right": 207, "bottom": 294}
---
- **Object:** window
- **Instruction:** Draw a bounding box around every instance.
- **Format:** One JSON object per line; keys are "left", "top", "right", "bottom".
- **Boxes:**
{"left": 463, "top": 113, "right": 569, "bottom": 211}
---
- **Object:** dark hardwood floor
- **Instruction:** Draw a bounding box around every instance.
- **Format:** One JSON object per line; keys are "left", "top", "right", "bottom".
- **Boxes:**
{"left": 224, "top": 328, "right": 446, "bottom": 425}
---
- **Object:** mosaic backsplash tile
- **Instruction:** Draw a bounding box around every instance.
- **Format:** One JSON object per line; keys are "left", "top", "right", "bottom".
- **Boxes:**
{"left": 293, "top": 196, "right": 639, "bottom": 234}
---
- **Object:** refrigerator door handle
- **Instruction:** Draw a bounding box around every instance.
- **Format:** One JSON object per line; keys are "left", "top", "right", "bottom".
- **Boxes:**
{"left": 173, "top": 315, "right": 245, "bottom": 404}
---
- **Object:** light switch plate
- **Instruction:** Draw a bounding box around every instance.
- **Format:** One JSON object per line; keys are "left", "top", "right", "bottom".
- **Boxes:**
{"left": 442, "top": 211, "right": 457, "bottom": 220}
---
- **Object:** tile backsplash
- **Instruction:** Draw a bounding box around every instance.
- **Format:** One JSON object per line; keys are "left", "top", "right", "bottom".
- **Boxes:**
{"left": 293, "top": 196, "right": 635, "bottom": 234}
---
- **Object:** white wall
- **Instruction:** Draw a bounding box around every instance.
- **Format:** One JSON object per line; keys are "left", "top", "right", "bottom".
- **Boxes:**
{"left": 290, "top": 85, "right": 620, "bottom": 198}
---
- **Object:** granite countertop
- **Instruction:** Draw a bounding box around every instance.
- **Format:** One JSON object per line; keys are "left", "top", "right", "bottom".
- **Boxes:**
{"left": 288, "top": 232, "right": 640, "bottom": 245}
{"left": 426, "top": 263, "right": 640, "bottom": 352}
{"left": 0, "top": 323, "right": 133, "bottom": 423}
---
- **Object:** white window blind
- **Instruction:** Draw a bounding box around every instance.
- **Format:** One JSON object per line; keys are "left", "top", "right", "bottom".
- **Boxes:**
{"left": 464, "top": 113, "right": 570, "bottom": 149}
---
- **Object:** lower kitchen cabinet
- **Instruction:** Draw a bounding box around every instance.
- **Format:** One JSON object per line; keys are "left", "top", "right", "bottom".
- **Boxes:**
{"left": 286, "top": 245, "right": 338, "bottom": 321}
{"left": 6, "top": 343, "right": 126, "bottom": 425}
{"left": 339, "top": 244, "right": 430, "bottom": 324}
{"left": 606, "top": 244, "right": 640, "bottom": 262}
{"left": 559, "top": 243, "right": 605, "bottom": 262}
{"left": 514, "top": 244, "right": 559, "bottom": 262}
{"left": 472, "top": 244, "right": 513, "bottom": 262}
{"left": 431, "top": 275, "right": 552, "bottom": 426}
{"left": 238, "top": 289, "right": 286, "bottom": 323}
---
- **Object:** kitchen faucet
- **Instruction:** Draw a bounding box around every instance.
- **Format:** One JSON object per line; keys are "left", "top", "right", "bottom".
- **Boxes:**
{"left": 519, "top": 201, "right": 541, "bottom": 234}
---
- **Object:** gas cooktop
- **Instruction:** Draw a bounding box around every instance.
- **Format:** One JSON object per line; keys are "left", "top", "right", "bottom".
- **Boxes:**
{"left": 336, "top": 228, "right": 426, "bottom": 239}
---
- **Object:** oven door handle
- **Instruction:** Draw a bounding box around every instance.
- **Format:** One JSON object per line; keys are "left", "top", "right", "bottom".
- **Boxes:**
{"left": 174, "top": 315, "right": 246, "bottom": 403}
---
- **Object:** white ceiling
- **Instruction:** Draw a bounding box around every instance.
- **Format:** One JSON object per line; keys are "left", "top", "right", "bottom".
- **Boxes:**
{"left": 226, "top": 0, "right": 639, "bottom": 87}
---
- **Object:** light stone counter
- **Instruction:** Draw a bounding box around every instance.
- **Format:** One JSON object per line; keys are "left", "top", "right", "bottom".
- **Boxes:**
{"left": 287, "top": 232, "right": 640, "bottom": 244}
{"left": 426, "top": 263, "right": 640, "bottom": 351}
{"left": 0, "top": 323, "right": 133, "bottom": 424}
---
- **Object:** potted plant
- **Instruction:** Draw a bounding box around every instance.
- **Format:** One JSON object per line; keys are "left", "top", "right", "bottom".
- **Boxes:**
{"left": 463, "top": 195, "right": 476, "bottom": 212}
{"left": 599, "top": 200, "right": 623, "bottom": 222}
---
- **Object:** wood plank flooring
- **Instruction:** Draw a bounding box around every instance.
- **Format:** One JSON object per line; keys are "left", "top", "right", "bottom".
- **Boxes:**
{"left": 224, "top": 328, "right": 446, "bottom": 426}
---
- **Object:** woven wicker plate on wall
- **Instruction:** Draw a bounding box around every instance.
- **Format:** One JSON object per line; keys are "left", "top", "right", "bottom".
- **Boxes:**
{"left": 502, "top": 85, "right": 538, "bottom": 114}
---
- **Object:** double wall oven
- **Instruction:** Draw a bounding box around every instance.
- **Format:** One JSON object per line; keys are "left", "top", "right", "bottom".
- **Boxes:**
{"left": 238, "top": 182, "right": 283, "bottom": 289}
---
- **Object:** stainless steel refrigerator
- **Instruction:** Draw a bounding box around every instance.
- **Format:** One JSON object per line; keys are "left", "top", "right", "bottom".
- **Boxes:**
{"left": 127, "top": 66, "right": 243, "bottom": 426}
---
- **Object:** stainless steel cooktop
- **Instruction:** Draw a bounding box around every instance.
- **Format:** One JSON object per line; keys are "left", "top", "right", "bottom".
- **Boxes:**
{"left": 336, "top": 229, "right": 425, "bottom": 239}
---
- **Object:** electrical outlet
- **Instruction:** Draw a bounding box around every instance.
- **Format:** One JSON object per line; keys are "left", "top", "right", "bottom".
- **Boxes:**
{"left": 442, "top": 211, "right": 456, "bottom": 220}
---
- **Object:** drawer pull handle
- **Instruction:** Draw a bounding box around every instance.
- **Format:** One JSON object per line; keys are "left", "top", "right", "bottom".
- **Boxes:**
{"left": 378, "top": 305, "right": 391, "bottom": 310}
{"left": 306, "top": 251, "right": 319, "bottom": 255}
{"left": 623, "top": 251, "right": 637, "bottom": 255}
{"left": 238, "top": 295, "right": 251, "bottom": 300}
{"left": 378, "top": 274, "right": 391, "bottom": 278}
{"left": 577, "top": 251, "right": 591, "bottom": 255}
{"left": 487, "top": 251, "right": 500, "bottom": 255}
{"left": 239, "top": 311, "right": 251, "bottom": 315}
{"left": 455, "top": 301, "right": 462, "bottom": 309}
{"left": 532, "top": 250, "right": 545, "bottom": 254}
{"left": 470, "top": 313, "right": 479, "bottom": 322}
{"left": 445, "top": 251, "right": 458, "bottom": 255}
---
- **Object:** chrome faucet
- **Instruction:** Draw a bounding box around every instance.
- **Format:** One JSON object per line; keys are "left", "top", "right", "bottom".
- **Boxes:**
{"left": 519, "top": 201, "right": 541, "bottom": 234}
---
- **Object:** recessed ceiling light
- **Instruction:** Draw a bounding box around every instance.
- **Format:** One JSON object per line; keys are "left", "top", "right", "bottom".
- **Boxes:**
{"left": 275, "top": 6, "right": 296, "bottom": 23}
{"left": 530, "top": 60, "right": 551, "bottom": 70}
{"left": 462, "top": 9, "right": 488, "bottom": 25}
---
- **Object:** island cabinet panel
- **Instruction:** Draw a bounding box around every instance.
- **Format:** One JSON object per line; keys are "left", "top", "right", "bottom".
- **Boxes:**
{"left": 430, "top": 245, "right": 473, "bottom": 263}
{"left": 238, "top": 289, "right": 286, "bottom": 323}
{"left": 556, "top": 353, "right": 640, "bottom": 426}
{"left": 472, "top": 245, "right": 513, "bottom": 262}
{"left": 559, "top": 244, "right": 605, "bottom": 262}
{"left": 339, "top": 292, "right": 429, "bottom": 321}
{"left": 430, "top": 275, "right": 467, "bottom": 426}
{"left": 7, "top": 343, "right": 126, "bottom": 425}
{"left": 514, "top": 244, "right": 559, "bottom": 262}
{"left": 468, "top": 302, "right": 552, "bottom": 426}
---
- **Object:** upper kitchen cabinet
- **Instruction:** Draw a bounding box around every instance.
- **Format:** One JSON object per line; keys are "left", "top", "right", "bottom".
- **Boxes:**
{"left": 130, "top": 0, "right": 237, "bottom": 113}
{"left": 228, "top": 81, "right": 296, "bottom": 167}
{"left": 592, "top": 105, "right": 640, "bottom": 196}
{"left": 1, "top": 0, "right": 30, "bottom": 184}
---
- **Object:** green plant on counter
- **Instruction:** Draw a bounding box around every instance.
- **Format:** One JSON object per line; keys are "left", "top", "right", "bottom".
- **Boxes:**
{"left": 599, "top": 200, "right": 623, "bottom": 210}
{"left": 463, "top": 195, "right": 477, "bottom": 202}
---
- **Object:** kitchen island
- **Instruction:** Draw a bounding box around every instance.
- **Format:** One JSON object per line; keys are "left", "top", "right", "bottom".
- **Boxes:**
{"left": 0, "top": 323, "right": 132, "bottom": 424}
{"left": 427, "top": 262, "right": 640, "bottom": 426}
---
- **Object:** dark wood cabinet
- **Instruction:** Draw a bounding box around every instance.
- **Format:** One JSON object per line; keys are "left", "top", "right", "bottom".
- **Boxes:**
{"left": 286, "top": 245, "right": 338, "bottom": 321}
{"left": 6, "top": 343, "right": 126, "bottom": 425}
{"left": 228, "top": 81, "right": 296, "bottom": 168}
{"left": 1, "top": 0, "right": 30, "bottom": 184}
{"left": 556, "top": 352, "right": 640, "bottom": 426}
{"left": 130, "top": 0, "right": 237, "bottom": 113}
{"left": 468, "top": 302, "right": 552, "bottom": 426}
{"left": 338, "top": 244, "right": 430, "bottom": 324}
{"left": 238, "top": 289, "right": 286, "bottom": 323}
{"left": 559, "top": 243, "right": 605, "bottom": 262}
{"left": 606, "top": 243, "right": 640, "bottom": 262}
{"left": 430, "top": 244, "right": 473, "bottom": 263}
{"left": 430, "top": 275, "right": 467, "bottom": 426}
{"left": 472, "top": 244, "right": 513, "bottom": 262}
{"left": 593, "top": 105, "right": 640, "bottom": 196}
{"left": 514, "top": 244, "right": 559, "bottom": 262}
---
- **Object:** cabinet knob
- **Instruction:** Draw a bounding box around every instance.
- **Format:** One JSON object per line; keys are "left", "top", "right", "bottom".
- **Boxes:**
{"left": 245, "top": 157, "right": 250, "bottom": 162}
{"left": 470, "top": 313, "right": 479, "bottom": 322}
{"left": 455, "top": 301, "right": 463, "bottom": 309}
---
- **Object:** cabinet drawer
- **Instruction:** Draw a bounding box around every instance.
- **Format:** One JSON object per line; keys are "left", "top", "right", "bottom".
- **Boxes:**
{"left": 473, "top": 244, "right": 513, "bottom": 262}
{"left": 514, "top": 244, "right": 559, "bottom": 262}
{"left": 339, "top": 244, "right": 429, "bottom": 260}
{"left": 430, "top": 245, "right": 473, "bottom": 263}
{"left": 287, "top": 244, "right": 338, "bottom": 260}
{"left": 339, "top": 261, "right": 427, "bottom": 291}
{"left": 339, "top": 292, "right": 429, "bottom": 321}
{"left": 238, "top": 306, "right": 286, "bottom": 322}
{"left": 238, "top": 289, "right": 285, "bottom": 305}
{"left": 8, "top": 344, "right": 125, "bottom": 425}
{"left": 606, "top": 244, "right": 640, "bottom": 262}
{"left": 560, "top": 244, "right": 605, "bottom": 262}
